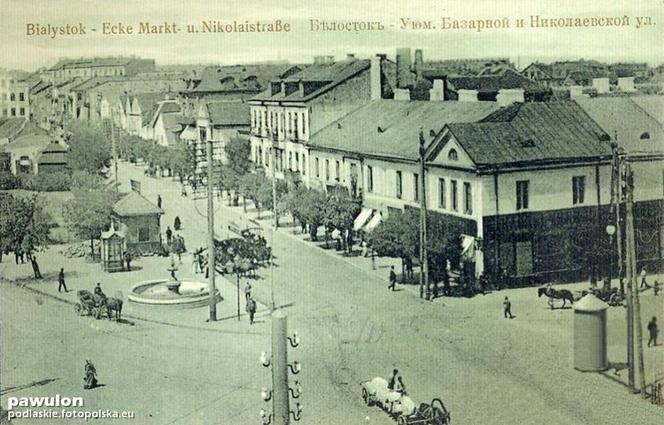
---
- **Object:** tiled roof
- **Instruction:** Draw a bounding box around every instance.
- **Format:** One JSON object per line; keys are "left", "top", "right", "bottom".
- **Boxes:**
{"left": 446, "top": 101, "right": 612, "bottom": 168}
{"left": 205, "top": 102, "right": 250, "bottom": 126}
{"left": 252, "top": 59, "right": 371, "bottom": 102}
{"left": 113, "top": 191, "right": 163, "bottom": 217}
{"left": 308, "top": 100, "right": 501, "bottom": 160}
{"left": 186, "top": 64, "right": 297, "bottom": 93}
{"left": 575, "top": 96, "right": 663, "bottom": 155}
{"left": 0, "top": 118, "right": 29, "bottom": 140}
{"left": 0, "top": 134, "right": 51, "bottom": 153}
{"left": 49, "top": 57, "right": 147, "bottom": 71}
{"left": 130, "top": 93, "right": 174, "bottom": 125}
{"left": 448, "top": 69, "right": 546, "bottom": 94}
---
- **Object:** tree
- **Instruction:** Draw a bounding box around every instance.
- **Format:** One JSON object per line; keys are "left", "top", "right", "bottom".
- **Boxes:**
{"left": 169, "top": 141, "right": 196, "bottom": 183}
{"left": 322, "top": 187, "right": 361, "bottom": 252}
{"left": 0, "top": 193, "right": 52, "bottom": 257}
{"left": 65, "top": 122, "right": 112, "bottom": 174}
{"left": 369, "top": 208, "right": 419, "bottom": 267}
{"left": 296, "top": 188, "right": 327, "bottom": 241}
{"left": 63, "top": 188, "right": 118, "bottom": 256}
{"left": 220, "top": 137, "right": 253, "bottom": 206}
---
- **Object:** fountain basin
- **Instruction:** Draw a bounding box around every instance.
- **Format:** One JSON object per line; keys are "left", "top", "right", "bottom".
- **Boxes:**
{"left": 128, "top": 279, "right": 222, "bottom": 308}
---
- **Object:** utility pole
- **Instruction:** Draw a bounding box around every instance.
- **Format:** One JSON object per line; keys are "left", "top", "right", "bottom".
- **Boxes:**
{"left": 624, "top": 162, "right": 646, "bottom": 396}
{"left": 622, "top": 160, "right": 635, "bottom": 392}
{"left": 272, "top": 312, "right": 290, "bottom": 425}
{"left": 207, "top": 138, "right": 217, "bottom": 322}
{"left": 272, "top": 132, "right": 279, "bottom": 229}
{"left": 418, "top": 129, "right": 430, "bottom": 300}
{"left": 110, "top": 119, "right": 119, "bottom": 192}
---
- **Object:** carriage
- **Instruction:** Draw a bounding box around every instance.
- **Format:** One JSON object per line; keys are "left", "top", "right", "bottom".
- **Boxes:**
{"left": 588, "top": 286, "right": 625, "bottom": 307}
{"left": 74, "top": 290, "right": 106, "bottom": 319}
{"left": 361, "top": 378, "right": 451, "bottom": 425}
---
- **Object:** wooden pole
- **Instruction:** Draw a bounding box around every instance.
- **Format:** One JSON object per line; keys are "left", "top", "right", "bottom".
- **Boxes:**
{"left": 110, "top": 120, "right": 119, "bottom": 192}
{"left": 623, "top": 160, "right": 635, "bottom": 392}
{"left": 625, "top": 162, "right": 647, "bottom": 396}
{"left": 272, "top": 311, "right": 290, "bottom": 425}
{"left": 207, "top": 138, "right": 217, "bottom": 322}
{"left": 418, "top": 130, "right": 429, "bottom": 300}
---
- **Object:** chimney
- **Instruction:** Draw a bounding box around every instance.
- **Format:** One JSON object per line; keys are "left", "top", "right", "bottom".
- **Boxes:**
{"left": 346, "top": 53, "right": 356, "bottom": 61}
{"left": 496, "top": 88, "right": 525, "bottom": 107}
{"left": 413, "top": 49, "right": 423, "bottom": 79}
{"left": 396, "top": 48, "right": 412, "bottom": 88}
{"left": 429, "top": 79, "right": 445, "bottom": 101}
{"left": 370, "top": 55, "right": 383, "bottom": 100}
{"left": 457, "top": 89, "right": 478, "bottom": 102}
{"left": 592, "top": 77, "right": 610, "bottom": 94}
{"left": 618, "top": 77, "right": 635, "bottom": 92}
{"left": 569, "top": 85, "right": 584, "bottom": 99}
{"left": 313, "top": 56, "right": 325, "bottom": 65}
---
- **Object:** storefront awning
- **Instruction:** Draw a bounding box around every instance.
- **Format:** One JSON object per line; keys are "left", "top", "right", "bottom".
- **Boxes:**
{"left": 364, "top": 211, "right": 382, "bottom": 232}
{"left": 461, "top": 234, "right": 475, "bottom": 260}
{"left": 353, "top": 208, "right": 373, "bottom": 231}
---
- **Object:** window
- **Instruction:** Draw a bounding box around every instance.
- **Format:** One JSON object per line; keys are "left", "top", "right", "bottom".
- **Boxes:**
{"left": 288, "top": 152, "right": 293, "bottom": 170}
{"left": 10, "top": 93, "right": 15, "bottom": 101}
{"left": 19, "top": 108, "right": 25, "bottom": 116}
{"left": 438, "top": 178, "right": 446, "bottom": 208}
{"left": 464, "top": 182, "right": 472, "bottom": 214}
{"left": 2, "top": 93, "right": 6, "bottom": 101}
{"left": 396, "top": 171, "right": 403, "bottom": 199}
{"left": 10, "top": 108, "right": 15, "bottom": 117}
{"left": 413, "top": 173, "right": 419, "bottom": 201}
{"left": 315, "top": 157, "right": 320, "bottom": 178}
{"left": 448, "top": 149, "right": 458, "bottom": 161}
{"left": 640, "top": 132, "right": 650, "bottom": 140}
{"left": 516, "top": 180, "right": 529, "bottom": 210}
{"left": 302, "top": 155, "right": 306, "bottom": 175}
{"left": 572, "top": 176, "right": 585, "bottom": 205}
{"left": 19, "top": 92, "right": 24, "bottom": 102}
{"left": 294, "top": 153, "right": 300, "bottom": 172}
{"left": 367, "top": 166, "right": 374, "bottom": 192}
{"left": 138, "top": 227, "right": 150, "bottom": 242}
{"left": 335, "top": 160, "right": 340, "bottom": 181}
{"left": 451, "top": 180, "right": 458, "bottom": 211}
{"left": 325, "top": 159, "right": 330, "bottom": 181}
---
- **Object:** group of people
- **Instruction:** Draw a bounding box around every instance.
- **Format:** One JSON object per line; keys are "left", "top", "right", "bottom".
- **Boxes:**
{"left": 192, "top": 247, "right": 210, "bottom": 278}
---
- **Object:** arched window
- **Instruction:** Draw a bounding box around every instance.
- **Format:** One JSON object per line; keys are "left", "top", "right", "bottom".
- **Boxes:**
{"left": 448, "top": 149, "right": 458, "bottom": 161}
{"left": 640, "top": 132, "right": 650, "bottom": 140}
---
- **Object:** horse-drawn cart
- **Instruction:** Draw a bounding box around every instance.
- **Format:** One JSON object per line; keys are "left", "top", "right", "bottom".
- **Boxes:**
{"left": 396, "top": 399, "right": 451, "bottom": 425}
{"left": 588, "top": 287, "right": 625, "bottom": 307}
{"left": 74, "top": 290, "right": 123, "bottom": 321}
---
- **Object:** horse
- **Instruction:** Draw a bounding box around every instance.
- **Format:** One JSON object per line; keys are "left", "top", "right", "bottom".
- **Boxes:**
{"left": 538, "top": 287, "right": 575, "bottom": 309}
{"left": 105, "top": 297, "right": 123, "bottom": 321}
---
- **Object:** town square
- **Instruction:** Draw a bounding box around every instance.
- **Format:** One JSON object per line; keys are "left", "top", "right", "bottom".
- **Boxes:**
{"left": 1, "top": 1, "right": 663, "bottom": 424}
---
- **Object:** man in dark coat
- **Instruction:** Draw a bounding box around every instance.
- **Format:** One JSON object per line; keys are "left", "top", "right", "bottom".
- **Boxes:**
{"left": 648, "top": 317, "right": 658, "bottom": 347}
{"left": 165, "top": 226, "right": 173, "bottom": 245}
{"left": 388, "top": 266, "right": 397, "bottom": 291}
{"left": 246, "top": 297, "right": 257, "bottom": 325}
{"left": 124, "top": 251, "right": 132, "bottom": 271}
{"left": 157, "top": 194, "right": 162, "bottom": 209}
{"left": 503, "top": 296, "right": 514, "bottom": 319}
{"left": 58, "top": 268, "right": 69, "bottom": 292}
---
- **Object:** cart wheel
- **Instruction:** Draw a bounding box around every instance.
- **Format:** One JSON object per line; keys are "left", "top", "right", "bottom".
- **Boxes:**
{"left": 361, "top": 388, "right": 372, "bottom": 406}
{"left": 74, "top": 303, "right": 84, "bottom": 315}
{"left": 397, "top": 415, "right": 408, "bottom": 425}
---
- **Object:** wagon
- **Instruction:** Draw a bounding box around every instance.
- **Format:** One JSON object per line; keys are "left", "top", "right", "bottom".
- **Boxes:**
{"left": 74, "top": 290, "right": 106, "bottom": 319}
{"left": 396, "top": 399, "right": 451, "bottom": 425}
{"left": 588, "top": 287, "right": 625, "bottom": 307}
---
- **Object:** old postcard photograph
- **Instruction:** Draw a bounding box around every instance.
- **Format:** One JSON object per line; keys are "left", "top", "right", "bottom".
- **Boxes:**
{"left": 0, "top": 0, "right": 663, "bottom": 423}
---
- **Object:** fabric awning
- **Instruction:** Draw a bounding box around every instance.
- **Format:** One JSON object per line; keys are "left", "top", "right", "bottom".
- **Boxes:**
{"left": 353, "top": 208, "right": 373, "bottom": 231}
{"left": 364, "top": 211, "right": 382, "bottom": 232}
{"left": 461, "top": 234, "right": 475, "bottom": 260}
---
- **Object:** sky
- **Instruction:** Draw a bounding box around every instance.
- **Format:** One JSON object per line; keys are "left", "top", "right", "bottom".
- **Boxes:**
{"left": 1, "top": 0, "right": 662, "bottom": 71}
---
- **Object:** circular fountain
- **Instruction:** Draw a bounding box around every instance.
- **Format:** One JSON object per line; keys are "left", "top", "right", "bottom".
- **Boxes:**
{"left": 128, "top": 257, "right": 221, "bottom": 308}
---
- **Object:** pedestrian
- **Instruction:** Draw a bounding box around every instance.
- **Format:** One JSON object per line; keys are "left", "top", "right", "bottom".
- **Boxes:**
{"left": 157, "top": 194, "right": 162, "bottom": 209}
{"left": 387, "top": 369, "right": 399, "bottom": 390}
{"left": 124, "top": 251, "right": 132, "bottom": 271}
{"left": 198, "top": 250, "right": 205, "bottom": 273}
{"left": 84, "top": 360, "right": 98, "bottom": 390}
{"left": 640, "top": 267, "right": 648, "bottom": 289}
{"left": 647, "top": 317, "right": 658, "bottom": 347}
{"left": 30, "top": 255, "right": 42, "bottom": 279}
{"left": 246, "top": 297, "right": 257, "bottom": 325}
{"left": 245, "top": 282, "right": 252, "bottom": 302}
{"left": 388, "top": 266, "right": 397, "bottom": 291}
{"left": 503, "top": 296, "right": 514, "bottom": 319}
{"left": 166, "top": 226, "right": 173, "bottom": 245}
{"left": 174, "top": 216, "right": 181, "bottom": 231}
{"left": 181, "top": 186, "right": 187, "bottom": 197}
{"left": 57, "top": 268, "right": 69, "bottom": 293}
{"left": 192, "top": 251, "right": 200, "bottom": 274}
{"left": 654, "top": 280, "right": 660, "bottom": 296}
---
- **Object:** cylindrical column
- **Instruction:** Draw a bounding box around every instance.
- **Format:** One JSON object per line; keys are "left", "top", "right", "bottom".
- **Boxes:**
{"left": 272, "top": 311, "right": 289, "bottom": 425}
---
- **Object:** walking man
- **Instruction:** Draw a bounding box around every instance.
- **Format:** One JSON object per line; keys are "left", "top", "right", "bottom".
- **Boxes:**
{"left": 388, "top": 266, "right": 397, "bottom": 291}
{"left": 244, "top": 282, "right": 252, "bottom": 302}
{"left": 58, "top": 268, "right": 69, "bottom": 293}
{"left": 246, "top": 297, "right": 257, "bottom": 325}
{"left": 503, "top": 296, "right": 514, "bottom": 319}
{"left": 165, "top": 226, "right": 173, "bottom": 245}
{"left": 157, "top": 194, "right": 162, "bottom": 209}
{"left": 124, "top": 251, "right": 132, "bottom": 271}
{"left": 640, "top": 267, "right": 648, "bottom": 289}
{"left": 647, "top": 317, "right": 658, "bottom": 347}
{"left": 30, "top": 255, "right": 42, "bottom": 279}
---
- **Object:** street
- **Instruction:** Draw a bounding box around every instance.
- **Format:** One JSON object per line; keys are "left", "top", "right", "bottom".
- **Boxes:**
{"left": 1, "top": 161, "right": 663, "bottom": 425}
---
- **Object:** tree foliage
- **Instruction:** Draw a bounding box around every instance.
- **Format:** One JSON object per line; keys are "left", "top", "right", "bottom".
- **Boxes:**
{"left": 0, "top": 193, "right": 52, "bottom": 255}
{"left": 63, "top": 187, "right": 118, "bottom": 256}
{"left": 322, "top": 186, "right": 362, "bottom": 233}
{"left": 65, "top": 122, "right": 112, "bottom": 174}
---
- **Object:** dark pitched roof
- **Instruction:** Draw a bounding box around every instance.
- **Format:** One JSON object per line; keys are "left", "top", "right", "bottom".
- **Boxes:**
{"left": 447, "top": 69, "right": 546, "bottom": 94}
{"left": 186, "top": 64, "right": 297, "bottom": 93}
{"left": 49, "top": 57, "right": 147, "bottom": 71}
{"left": 445, "top": 102, "right": 612, "bottom": 168}
{"left": 575, "top": 96, "right": 663, "bottom": 155}
{"left": 205, "top": 102, "right": 250, "bottom": 126}
{"left": 130, "top": 93, "right": 174, "bottom": 125}
{"left": 308, "top": 100, "right": 501, "bottom": 160}
{"left": 251, "top": 59, "right": 371, "bottom": 102}
{"left": 113, "top": 191, "right": 163, "bottom": 216}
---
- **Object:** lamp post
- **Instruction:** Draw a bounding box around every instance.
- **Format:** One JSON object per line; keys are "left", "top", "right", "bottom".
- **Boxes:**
{"left": 606, "top": 224, "right": 616, "bottom": 286}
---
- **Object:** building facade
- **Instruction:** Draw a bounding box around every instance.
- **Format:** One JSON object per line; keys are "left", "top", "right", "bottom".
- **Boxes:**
{"left": 0, "top": 69, "right": 30, "bottom": 119}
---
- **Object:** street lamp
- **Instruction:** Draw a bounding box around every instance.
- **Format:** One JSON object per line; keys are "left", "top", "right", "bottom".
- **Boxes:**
{"left": 606, "top": 224, "right": 618, "bottom": 294}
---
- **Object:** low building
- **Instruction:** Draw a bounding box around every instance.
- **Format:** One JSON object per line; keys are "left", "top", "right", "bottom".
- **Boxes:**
{"left": 36, "top": 141, "right": 69, "bottom": 174}
{"left": 43, "top": 57, "right": 156, "bottom": 83}
{"left": 0, "top": 134, "right": 51, "bottom": 175}
{"left": 112, "top": 191, "right": 164, "bottom": 255}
